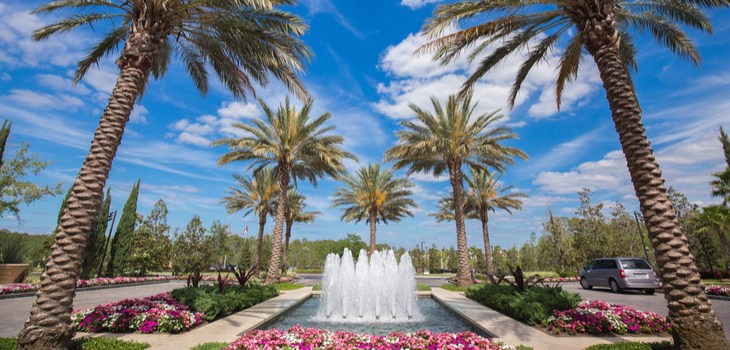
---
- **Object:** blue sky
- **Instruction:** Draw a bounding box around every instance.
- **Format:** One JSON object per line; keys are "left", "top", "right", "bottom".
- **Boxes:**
{"left": 1, "top": 0, "right": 729, "bottom": 251}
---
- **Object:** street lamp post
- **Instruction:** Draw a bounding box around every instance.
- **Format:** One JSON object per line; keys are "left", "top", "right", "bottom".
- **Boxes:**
{"left": 633, "top": 211, "right": 651, "bottom": 262}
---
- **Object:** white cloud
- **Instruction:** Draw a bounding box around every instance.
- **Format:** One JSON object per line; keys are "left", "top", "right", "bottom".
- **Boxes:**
{"left": 3, "top": 89, "right": 84, "bottom": 110}
{"left": 533, "top": 150, "right": 631, "bottom": 195}
{"left": 407, "top": 172, "right": 448, "bottom": 183}
{"left": 83, "top": 66, "right": 119, "bottom": 94}
{"left": 218, "top": 101, "right": 258, "bottom": 119}
{"left": 1, "top": 72, "right": 10, "bottom": 81}
{"left": 130, "top": 105, "right": 149, "bottom": 124}
{"left": 400, "top": 0, "right": 442, "bottom": 9}
{"left": 36, "top": 74, "right": 91, "bottom": 95}
{"left": 375, "top": 30, "right": 601, "bottom": 121}
{"left": 299, "top": 0, "right": 363, "bottom": 38}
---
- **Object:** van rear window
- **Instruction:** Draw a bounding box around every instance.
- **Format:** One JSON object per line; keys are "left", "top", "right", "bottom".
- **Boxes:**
{"left": 621, "top": 259, "right": 651, "bottom": 270}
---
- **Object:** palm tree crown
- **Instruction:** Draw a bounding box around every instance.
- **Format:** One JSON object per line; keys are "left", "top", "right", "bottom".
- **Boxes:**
{"left": 285, "top": 189, "right": 320, "bottom": 226}
{"left": 466, "top": 168, "right": 526, "bottom": 217}
{"left": 332, "top": 163, "right": 417, "bottom": 225}
{"left": 418, "top": 0, "right": 723, "bottom": 108}
{"left": 214, "top": 98, "right": 355, "bottom": 282}
{"left": 34, "top": 0, "right": 311, "bottom": 99}
{"left": 221, "top": 169, "right": 278, "bottom": 219}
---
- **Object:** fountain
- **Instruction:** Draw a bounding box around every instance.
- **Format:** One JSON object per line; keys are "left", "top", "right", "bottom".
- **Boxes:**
{"left": 315, "top": 248, "right": 422, "bottom": 322}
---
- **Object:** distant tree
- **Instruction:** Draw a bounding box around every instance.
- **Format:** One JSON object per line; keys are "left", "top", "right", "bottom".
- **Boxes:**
{"left": 106, "top": 180, "right": 140, "bottom": 276}
{"left": 80, "top": 188, "right": 111, "bottom": 279}
{"left": 221, "top": 168, "right": 278, "bottom": 275}
{"left": 465, "top": 168, "right": 526, "bottom": 278}
{"left": 215, "top": 98, "right": 354, "bottom": 282}
{"left": 446, "top": 247, "right": 459, "bottom": 273}
{"left": 128, "top": 199, "right": 172, "bottom": 276}
{"left": 694, "top": 205, "right": 730, "bottom": 274}
{"left": 209, "top": 221, "right": 231, "bottom": 266}
{"left": 427, "top": 244, "right": 440, "bottom": 273}
{"left": 172, "top": 216, "right": 213, "bottom": 287}
{"left": 283, "top": 189, "right": 319, "bottom": 274}
{"left": 0, "top": 140, "right": 62, "bottom": 218}
{"left": 409, "top": 246, "right": 425, "bottom": 273}
{"left": 332, "top": 163, "right": 416, "bottom": 255}
{"left": 386, "top": 93, "right": 526, "bottom": 287}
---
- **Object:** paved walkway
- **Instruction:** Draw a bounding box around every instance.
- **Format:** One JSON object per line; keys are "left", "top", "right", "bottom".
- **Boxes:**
{"left": 0, "top": 282, "right": 186, "bottom": 338}
{"left": 431, "top": 288, "right": 671, "bottom": 350}
{"left": 79, "top": 287, "right": 313, "bottom": 349}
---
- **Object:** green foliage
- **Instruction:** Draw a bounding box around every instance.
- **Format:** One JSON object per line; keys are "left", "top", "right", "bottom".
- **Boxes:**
{"left": 190, "top": 343, "right": 228, "bottom": 350}
{"left": 312, "top": 283, "right": 322, "bottom": 291}
{"left": 286, "top": 234, "right": 368, "bottom": 270}
{"left": 584, "top": 342, "right": 673, "bottom": 350}
{"left": 295, "top": 269, "right": 324, "bottom": 274}
{"left": 273, "top": 282, "right": 304, "bottom": 291}
{"left": 0, "top": 337, "right": 150, "bottom": 350}
{"left": 0, "top": 120, "right": 11, "bottom": 166}
{"left": 0, "top": 230, "right": 49, "bottom": 267}
{"left": 427, "top": 244, "right": 440, "bottom": 273}
{"left": 81, "top": 188, "right": 112, "bottom": 279}
{"left": 0, "top": 232, "right": 26, "bottom": 264}
{"left": 465, "top": 284, "right": 581, "bottom": 326}
{"left": 209, "top": 220, "right": 231, "bottom": 266}
{"left": 440, "top": 284, "right": 467, "bottom": 292}
{"left": 0, "top": 142, "right": 62, "bottom": 219}
{"left": 172, "top": 216, "right": 213, "bottom": 287}
{"left": 128, "top": 199, "right": 172, "bottom": 276}
{"left": 107, "top": 180, "right": 140, "bottom": 276}
{"left": 416, "top": 284, "right": 432, "bottom": 291}
{"left": 171, "top": 284, "right": 278, "bottom": 321}
{"left": 331, "top": 162, "right": 416, "bottom": 227}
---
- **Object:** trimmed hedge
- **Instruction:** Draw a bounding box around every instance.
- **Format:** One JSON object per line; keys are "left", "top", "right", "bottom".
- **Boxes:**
{"left": 465, "top": 284, "right": 581, "bottom": 326}
{"left": 584, "top": 342, "right": 673, "bottom": 350}
{"left": 0, "top": 337, "right": 150, "bottom": 350}
{"left": 171, "top": 284, "right": 278, "bottom": 321}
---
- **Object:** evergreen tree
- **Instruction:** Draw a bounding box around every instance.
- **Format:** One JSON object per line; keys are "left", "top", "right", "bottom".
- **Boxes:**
{"left": 106, "top": 180, "right": 140, "bottom": 276}
{"left": 81, "top": 188, "right": 111, "bottom": 279}
{"left": 129, "top": 199, "right": 171, "bottom": 276}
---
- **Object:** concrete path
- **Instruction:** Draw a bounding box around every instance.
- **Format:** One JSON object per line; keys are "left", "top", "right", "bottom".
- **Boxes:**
{"left": 80, "top": 287, "right": 313, "bottom": 349}
{"left": 431, "top": 287, "right": 671, "bottom": 350}
{"left": 563, "top": 283, "right": 730, "bottom": 340}
{"left": 0, "top": 282, "right": 187, "bottom": 338}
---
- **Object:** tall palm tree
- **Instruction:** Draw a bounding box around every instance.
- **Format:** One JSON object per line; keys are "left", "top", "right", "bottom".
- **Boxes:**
{"left": 331, "top": 163, "right": 417, "bottom": 255}
{"left": 711, "top": 127, "right": 730, "bottom": 206}
{"left": 694, "top": 205, "right": 730, "bottom": 275}
{"left": 385, "top": 94, "right": 527, "bottom": 287}
{"left": 465, "top": 168, "right": 526, "bottom": 279}
{"left": 431, "top": 192, "right": 469, "bottom": 223}
{"left": 221, "top": 168, "right": 278, "bottom": 275}
{"left": 419, "top": 1, "right": 730, "bottom": 346}
{"left": 214, "top": 98, "right": 355, "bottom": 282}
{"left": 282, "top": 189, "right": 320, "bottom": 274}
{"left": 21, "top": 1, "right": 310, "bottom": 348}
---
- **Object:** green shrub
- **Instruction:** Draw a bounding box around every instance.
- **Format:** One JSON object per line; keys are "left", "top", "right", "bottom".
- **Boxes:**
{"left": 465, "top": 284, "right": 581, "bottom": 325}
{"left": 584, "top": 342, "right": 673, "bottom": 350}
{"left": 171, "top": 284, "right": 278, "bottom": 322}
{"left": 273, "top": 282, "right": 304, "bottom": 291}
{"left": 440, "top": 283, "right": 467, "bottom": 292}
{"left": 190, "top": 342, "right": 228, "bottom": 350}
{"left": 295, "top": 268, "right": 323, "bottom": 274}
{"left": 312, "top": 283, "right": 322, "bottom": 291}
{"left": 69, "top": 338, "right": 150, "bottom": 350}
{"left": 558, "top": 270, "right": 578, "bottom": 278}
{"left": 416, "top": 284, "right": 432, "bottom": 291}
{"left": 0, "top": 338, "right": 15, "bottom": 350}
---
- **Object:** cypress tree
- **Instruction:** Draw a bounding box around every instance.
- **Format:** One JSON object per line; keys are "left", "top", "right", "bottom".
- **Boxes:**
{"left": 106, "top": 180, "right": 140, "bottom": 276}
{"left": 81, "top": 188, "right": 111, "bottom": 278}
{"left": 0, "top": 119, "right": 11, "bottom": 167}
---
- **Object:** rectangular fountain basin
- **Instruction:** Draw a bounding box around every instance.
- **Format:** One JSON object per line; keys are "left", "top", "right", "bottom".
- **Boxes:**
{"left": 260, "top": 296, "right": 487, "bottom": 336}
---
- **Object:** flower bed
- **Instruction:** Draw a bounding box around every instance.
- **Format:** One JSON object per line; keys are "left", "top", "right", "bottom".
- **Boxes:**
{"left": 542, "top": 277, "right": 579, "bottom": 283}
{"left": 0, "top": 275, "right": 216, "bottom": 295}
{"left": 545, "top": 300, "right": 670, "bottom": 335}
{"left": 706, "top": 285, "right": 730, "bottom": 297}
{"left": 227, "top": 326, "right": 517, "bottom": 350}
{"left": 72, "top": 293, "right": 203, "bottom": 333}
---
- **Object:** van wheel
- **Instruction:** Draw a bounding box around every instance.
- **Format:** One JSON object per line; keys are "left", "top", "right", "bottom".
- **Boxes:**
{"left": 644, "top": 289, "right": 655, "bottom": 295}
{"left": 609, "top": 279, "right": 622, "bottom": 293}
{"left": 580, "top": 277, "right": 592, "bottom": 290}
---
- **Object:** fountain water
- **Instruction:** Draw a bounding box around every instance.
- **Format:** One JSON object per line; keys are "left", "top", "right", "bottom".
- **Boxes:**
{"left": 315, "top": 248, "right": 422, "bottom": 322}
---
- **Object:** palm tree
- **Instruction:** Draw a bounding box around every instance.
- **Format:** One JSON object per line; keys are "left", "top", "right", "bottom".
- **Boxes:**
{"left": 385, "top": 94, "right": 527, "bottom": 287}
{"left": 214, "top": 98, "right": 355, "bottom": 282}
{"left": 419, "top": 1, "right": 729, "bottom": 346}
{"left": 331, "top": 163, "right": 417, "bottom": 255}
{"left": 282, "top": 189, "right": 320, "bottom": 274}
{"left": 21, "top": 1, "right": 310, "bottom": 347}
{"left": 465, "top": 168, "right": 526, "bottom": 279}
{"left": 694, "top": 205, "right": 730, "bottom": 275}
{"left": 430, "top": 192, "right": 468, "bottom": 223}
{"left": 711, "top": 127, "right": 730, "bottom": 206}
{"left": 221, "top": 168, "right": 278, "bottom": 275}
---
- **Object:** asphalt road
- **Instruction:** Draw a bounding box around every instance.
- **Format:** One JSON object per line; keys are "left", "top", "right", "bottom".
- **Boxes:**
{"left": 0, "top": 282, "right": 186, "bottom": 338}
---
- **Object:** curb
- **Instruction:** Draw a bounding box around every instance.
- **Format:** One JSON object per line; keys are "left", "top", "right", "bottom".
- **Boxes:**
{"left": 0, "top": 280, "right": 177, "bottom": 300}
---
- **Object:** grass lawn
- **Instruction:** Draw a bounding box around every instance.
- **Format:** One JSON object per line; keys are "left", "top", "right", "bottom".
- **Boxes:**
{"left": 440, "top": 283, "right": 468, "bottom": 292}
{"left": 273, "top": 282, "right": 305, "bottom": 291}
{"left": 416, "top": 283, "right": 432, "bottom": 291}
{"left": 190, "top": 342, "right": 228, "bottom": 350}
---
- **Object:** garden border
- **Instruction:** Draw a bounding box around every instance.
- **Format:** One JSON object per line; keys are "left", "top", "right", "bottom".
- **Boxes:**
{"left": 0, "top": 280, "right": 175, "bottom": 300}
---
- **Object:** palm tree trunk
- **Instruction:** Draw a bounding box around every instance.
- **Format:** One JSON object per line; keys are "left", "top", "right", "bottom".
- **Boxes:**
{"left": 266, "top": 163, "right": 291, "bottom": 283}
{"left": 449, "top": 163, "right": 471, "bottom": 287}
{"left": 579, "top": 2, "right": 728, "bottom": 348}
{"left": 254, "top": 211, "right": 267, "bottom": 275}
{"left": 16, "top": 32, "right": 159, "bottom": 350}
{"left": 369, "top": 208, "right": 377, "bottom": 255}
{"left": 282, "top": 219, "right": 292, "bottom": 275}
{"left": 481, "top": 211, "right": 494, "bottom": 279}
